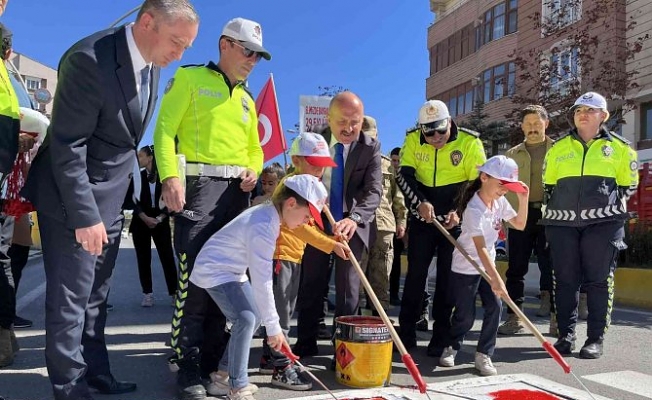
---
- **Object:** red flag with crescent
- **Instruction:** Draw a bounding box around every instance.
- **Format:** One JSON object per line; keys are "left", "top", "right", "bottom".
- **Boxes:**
{"left": 255, "top": 76, "right": 286, "bottom": 162}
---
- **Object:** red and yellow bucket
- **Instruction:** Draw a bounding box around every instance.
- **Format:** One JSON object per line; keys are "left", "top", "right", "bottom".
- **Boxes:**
{"left": 334, "top": 316, "right": 393, "bottom": 388}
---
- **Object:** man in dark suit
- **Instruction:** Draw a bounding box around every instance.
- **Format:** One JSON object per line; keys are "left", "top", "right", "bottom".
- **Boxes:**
{"left": 294, "top": 91, "right": 382, "bottom": 358}
{"left": 21, "top": 2, "right": 199, "bottom": 399}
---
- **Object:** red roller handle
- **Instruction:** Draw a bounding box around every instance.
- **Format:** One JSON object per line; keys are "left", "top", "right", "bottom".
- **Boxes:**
{"left": 279, "top": 342, "right": 300, "bottom": 363}
{"left": 542, "top": 341, "right": 571, "bottom": 373}
{"left": 401, "top": 354, "right": 427, "bottom": 393}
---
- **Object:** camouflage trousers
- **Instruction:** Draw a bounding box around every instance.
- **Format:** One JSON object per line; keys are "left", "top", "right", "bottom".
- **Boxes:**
{"left": 359, "top": 231, "right": 395, "bottom": 311}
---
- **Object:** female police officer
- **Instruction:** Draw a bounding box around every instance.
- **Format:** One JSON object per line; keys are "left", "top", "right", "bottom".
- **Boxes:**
{"left": 542, "top": 92, "right": 638, "bottom": 359}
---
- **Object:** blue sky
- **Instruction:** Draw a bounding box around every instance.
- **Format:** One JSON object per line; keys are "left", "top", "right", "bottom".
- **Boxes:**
{"left": 4, "top": 1, "right": 433, "bottom": 162}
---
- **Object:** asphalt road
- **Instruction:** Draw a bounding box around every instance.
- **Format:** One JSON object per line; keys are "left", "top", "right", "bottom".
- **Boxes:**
{"left": 2, "top": 238, "right": 651, "bottom": 400}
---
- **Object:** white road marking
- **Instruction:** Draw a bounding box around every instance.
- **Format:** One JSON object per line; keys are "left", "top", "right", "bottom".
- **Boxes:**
{"left": 16, "top": 281, "right": 46, "bottom": 313}
{"left": 583, "top": 370, "right": 652, "bottom": 399}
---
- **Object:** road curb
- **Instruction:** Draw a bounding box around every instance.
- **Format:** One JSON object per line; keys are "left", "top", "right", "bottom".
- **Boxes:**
{"left": 496, "top": 261, "right": 652, "bottom": 311}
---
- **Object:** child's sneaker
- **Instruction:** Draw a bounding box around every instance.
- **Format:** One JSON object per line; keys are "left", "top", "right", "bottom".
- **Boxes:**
{"left": 258, "top": 355, "right": 274, "bottom": 375}
{"left": 207, "top": 371, "right": 259, "bottom": 396}
{"left": 271, "top": 365, "right": 312, "bottom": 391}
{"left": 439, "top": 346, "right": 457, "bottom": 367}
{"left": 227, "top": 388, "right": 256, "bottom": 400}
{"left": 474, "top": 352, "right": 497, "bottom": 376}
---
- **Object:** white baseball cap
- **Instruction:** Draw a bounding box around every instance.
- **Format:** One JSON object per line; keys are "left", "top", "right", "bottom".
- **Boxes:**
{"left": 418, "top": 100, "right": 450, "bottom": 131}
{"left": 289, "top": 132, "right": 337, "bottom": 167}
{"left": 570, "top": 91, "right": 608, "bottom": 111}
{"left": 221, "top": 17, "right": 271, "bottom": 60}
{"left": 283, "top": 174, "right": 328, "bottom": 229}
{"left": 477, "top": 155, "right": 527, "bottom": 193}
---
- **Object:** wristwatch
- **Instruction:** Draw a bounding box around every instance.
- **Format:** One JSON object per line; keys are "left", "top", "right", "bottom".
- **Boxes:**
{"left": 348, "top": 212, "right": 362, "bottom": 225}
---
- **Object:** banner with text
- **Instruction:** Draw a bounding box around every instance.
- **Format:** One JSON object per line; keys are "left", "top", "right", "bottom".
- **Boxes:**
{"left": 299, "top": 95, "right": 331, "bottom": 133}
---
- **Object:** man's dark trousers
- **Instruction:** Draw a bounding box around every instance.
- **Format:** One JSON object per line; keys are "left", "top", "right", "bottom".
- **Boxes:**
{"left": 40, "top": 213, "right": 124, "bottom": 400}
{"left": 296, "top": 232, "right": 366, "bottom": 346}
{"left": 173, "top": 176, "right": 249, "bottom": 375}
{"left": 399, "top": 218, "right": 458, "bottom": 352}
{"left": 506, "top": 206, "right": 552, "bottom": 313}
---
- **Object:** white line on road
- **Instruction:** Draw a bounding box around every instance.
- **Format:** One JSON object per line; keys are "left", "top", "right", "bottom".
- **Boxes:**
{"left": 583, "top": 370, "right": 652, "bottom": 399}
{"left": 16, "top": 281, "right": 46, "bottom": 314}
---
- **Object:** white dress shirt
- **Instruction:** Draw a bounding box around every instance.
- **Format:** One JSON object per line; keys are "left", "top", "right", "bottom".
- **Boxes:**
{"left": 125, "top": 23, "right": 151, "bottom": 104}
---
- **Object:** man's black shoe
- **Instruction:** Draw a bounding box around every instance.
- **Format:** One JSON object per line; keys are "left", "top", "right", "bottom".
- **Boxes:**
{"left": 87, "top": 374, "right": 137, "bottom": 394}
{"left": 176, "top": 349, "right": 207, "bottom": 400}
{"left": 553, "top": 338, "right": 576, "bottom": 355}
{"left": 293, "top": 341, "right": 319, "bottom": 357}
{"left": 13, "top": 315, "right": 33, "bottom": 329}
{"left": 579, "top": 339, "right": 603, "bottom": 359}
{"left": 427, "top": 345, "right": 443, "bottom": 358}
{"left": 416, "top": 314, "right": 429, "bottom": 332}
{"left": 317, "top": 323, "right": 332, "bottom": 340}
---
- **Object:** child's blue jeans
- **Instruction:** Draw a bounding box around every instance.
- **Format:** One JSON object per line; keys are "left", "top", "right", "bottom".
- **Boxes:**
{"left": 206, "top": 281, "right": 261, "bottom": 390}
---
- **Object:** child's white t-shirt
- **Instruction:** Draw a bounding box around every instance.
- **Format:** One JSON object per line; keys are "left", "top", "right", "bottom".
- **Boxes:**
{"left": 190, "top": 203, "right": 283, "bottom": 336}
{"left": 452, "top": 192, "right": 516, "bottom": 275}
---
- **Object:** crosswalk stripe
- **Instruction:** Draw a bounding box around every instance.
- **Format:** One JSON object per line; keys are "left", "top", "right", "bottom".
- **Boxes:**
{"left": 583, "top": 370, "right": 652, "bottom": 399}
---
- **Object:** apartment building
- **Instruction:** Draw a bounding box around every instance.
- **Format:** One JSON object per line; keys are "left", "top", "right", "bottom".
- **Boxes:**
{"left": 8, "top": 52, "right": 57, "bottom": 117}
{"left": 624, "top": 0, "right": 652, "bottom": 162}
{"left": 426, "top": 0, "right": 629, "bottom": 152}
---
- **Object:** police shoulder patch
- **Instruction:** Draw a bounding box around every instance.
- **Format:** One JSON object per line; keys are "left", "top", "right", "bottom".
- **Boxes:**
{"left": 458, "top": 127, "right": 480, "bottom": 138}
{"left": 630, "top": 160, "right": 639, "bottom": 171}
{"left": 164, "top": 78, "right": 174, "bottom": 94}
{"left": 609, "top": 131, "right": 632, "bottom": 145}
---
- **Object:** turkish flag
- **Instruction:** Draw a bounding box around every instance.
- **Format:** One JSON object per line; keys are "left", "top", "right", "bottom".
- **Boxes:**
{"left": 256, "top": 76, "right": 286, "bottom": 162}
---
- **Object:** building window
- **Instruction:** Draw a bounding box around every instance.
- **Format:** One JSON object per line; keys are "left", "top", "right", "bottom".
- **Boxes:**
{"left": 480, "top": 0, "right": 518, "bottom": 46}
{"left": 507, "top": 62, "right": 516, "bottom": 97}
{"left": 542, "top": 0, "right": 582, "bottom": 33}
{"left": 478, "top": 62, "right": 515, "bottom": 103}
{"left": 507, "top": 0, "right": 518, "bottom": 34}
{"left": 25, "top": 77, "right": 41, "bottom": 91}
{"left": 641, "top": 102, "right": 652, "bottom": 141}
{"left": 549, "top": 46, "right": 580, "bottom": 95}
{"left": 435, "top": 82, "right": 475, "bottom": 118}
{"left": 429, "top": 23, "right": 476, "bottom": 74}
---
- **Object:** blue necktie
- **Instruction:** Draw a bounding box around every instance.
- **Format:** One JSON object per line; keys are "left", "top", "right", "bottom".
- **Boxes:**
{"left": 140, "top": 65, "right": 150, "bottom": 117}
{"left": 330, "top": 143, "right": 344, "bottom": 221}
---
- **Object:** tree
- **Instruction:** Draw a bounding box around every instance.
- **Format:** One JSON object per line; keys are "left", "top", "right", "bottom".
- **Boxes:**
{"left": 466, "top": 100, "right": 510, "bottom": 155}
{"left": 317, "top": 85, "right": 347, "bottom": 97}
{"left": 508, "top": 0, "right": 649, "bottom": 135}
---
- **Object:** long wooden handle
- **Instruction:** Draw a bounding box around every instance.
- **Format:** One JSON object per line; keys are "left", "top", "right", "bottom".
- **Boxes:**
{"left": 323, "top": 206, "right": 428, "bottom": 393}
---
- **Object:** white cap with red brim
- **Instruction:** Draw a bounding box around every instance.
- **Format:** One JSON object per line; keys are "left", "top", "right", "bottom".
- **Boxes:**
{"left": 477, "top": 155, "right": 528, "bottom": 193}
{"left": 283, "top": 174, "right": 328, "bottom": 229}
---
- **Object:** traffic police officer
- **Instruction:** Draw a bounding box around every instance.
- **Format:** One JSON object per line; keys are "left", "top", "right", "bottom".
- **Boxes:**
{"left": 396, "top": 100, "right": 486, "bottom": 355}
{"left": 0, "top": 21, "right": 21, "bottom": 368}
{"left": 154, "top": 18, "right": 268, "bottom": 400}
{"left": 543, "top": 92, "right": 638, "bottom": 359}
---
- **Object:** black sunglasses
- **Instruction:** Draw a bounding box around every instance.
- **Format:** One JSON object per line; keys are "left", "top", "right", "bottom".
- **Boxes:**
{"left": 227, "top": 39, "right": 262, "bottom": 61}
{"left": 421, "top": 125, "right": 448, "bottom": 137}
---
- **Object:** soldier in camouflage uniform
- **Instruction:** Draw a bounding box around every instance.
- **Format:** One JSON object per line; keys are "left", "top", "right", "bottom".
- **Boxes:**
{"left": 359, "top": 116, "right": 407, "bottom": 311}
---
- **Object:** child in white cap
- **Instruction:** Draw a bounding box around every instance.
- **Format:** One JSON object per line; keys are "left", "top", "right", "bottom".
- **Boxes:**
{"left": 189, "top": 174, "right": 328, "bottom": 400}
{"left": 438, "top": 155, "right": 529, "bottom": 376}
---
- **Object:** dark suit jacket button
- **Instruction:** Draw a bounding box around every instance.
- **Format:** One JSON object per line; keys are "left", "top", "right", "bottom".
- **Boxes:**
{"left": 128, "top": 173, "right": 133, "bottom": 179}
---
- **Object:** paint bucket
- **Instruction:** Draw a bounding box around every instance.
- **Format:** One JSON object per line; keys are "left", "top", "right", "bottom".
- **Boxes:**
{"left": 334, "top": 315, "right": 393, "bottom": 388}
